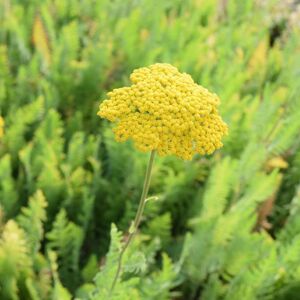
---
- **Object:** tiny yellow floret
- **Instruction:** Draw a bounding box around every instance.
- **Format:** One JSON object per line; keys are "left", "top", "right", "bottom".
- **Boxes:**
{"left": 0, "top": 116, "right": 4, "bottom": 138}
{"left": 98, "top": 63, "right": 228, "bottom": 160}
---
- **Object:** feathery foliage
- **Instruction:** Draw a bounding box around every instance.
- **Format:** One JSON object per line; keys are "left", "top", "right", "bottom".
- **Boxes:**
{"left": 0, "top": 0, "right": 299, "bottom": 299}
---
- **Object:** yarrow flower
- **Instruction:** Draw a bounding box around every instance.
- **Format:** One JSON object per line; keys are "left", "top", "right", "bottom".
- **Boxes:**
{"left": 0, "top": 116, "right": 4, "bottom": 138}
{"left": 98, "top": 63, "right": 228, "bottom": 160}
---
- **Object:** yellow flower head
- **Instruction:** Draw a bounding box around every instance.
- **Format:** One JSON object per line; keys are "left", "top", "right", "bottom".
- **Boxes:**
{"left": 98, "top": 63, "right": 228, "bottom": 160}
{"left": 0, "top": 116, "right": 4, "bottom": 138}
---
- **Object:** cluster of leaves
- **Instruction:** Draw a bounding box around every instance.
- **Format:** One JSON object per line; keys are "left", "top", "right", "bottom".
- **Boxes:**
{"left": 0, "top": 0, "right": 300, "bottom": 299}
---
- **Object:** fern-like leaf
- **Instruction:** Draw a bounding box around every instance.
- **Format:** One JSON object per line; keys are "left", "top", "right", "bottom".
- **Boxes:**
{"left": 17, "top": 190, "right": 47, "bottom": 255}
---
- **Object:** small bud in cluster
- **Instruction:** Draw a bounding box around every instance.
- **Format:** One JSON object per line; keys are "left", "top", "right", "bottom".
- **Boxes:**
{"left": 98, "top": 63, "right": 228, "bottom": 160}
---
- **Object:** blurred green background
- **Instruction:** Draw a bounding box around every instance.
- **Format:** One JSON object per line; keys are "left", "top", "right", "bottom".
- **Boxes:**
{"left": 0, "top": 0, "right": 300, "bottom": 299}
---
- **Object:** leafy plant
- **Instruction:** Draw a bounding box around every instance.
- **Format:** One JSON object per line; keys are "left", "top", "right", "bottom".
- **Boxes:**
{"left": 0, "top": 0, "right": 299, "bottom": 299}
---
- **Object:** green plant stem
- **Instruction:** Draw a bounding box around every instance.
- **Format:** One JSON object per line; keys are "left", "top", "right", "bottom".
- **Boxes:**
{"left": 109, "top": 150, "right": 156, "bottom": 296}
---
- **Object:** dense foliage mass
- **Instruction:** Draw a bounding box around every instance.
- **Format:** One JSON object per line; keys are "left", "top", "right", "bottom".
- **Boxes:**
{"left": 0, "top": 0, "right": 300, "bottom": 299}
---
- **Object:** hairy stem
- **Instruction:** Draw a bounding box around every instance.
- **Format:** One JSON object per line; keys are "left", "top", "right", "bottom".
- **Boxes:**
{"left": 109, "top": 150, "right": 156, "bottom": 296}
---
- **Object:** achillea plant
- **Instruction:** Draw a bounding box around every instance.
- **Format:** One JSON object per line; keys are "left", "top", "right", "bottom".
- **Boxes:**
{"left": 98, "top": 63, "right": 228, "bottom": 160}
{"left": 98, "top": 63, "right": 228, "bottom": 295}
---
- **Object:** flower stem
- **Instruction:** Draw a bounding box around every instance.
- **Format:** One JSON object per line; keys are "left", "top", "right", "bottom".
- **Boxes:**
{"left": 109, "top": 150, "right": 156, "bottom": 296}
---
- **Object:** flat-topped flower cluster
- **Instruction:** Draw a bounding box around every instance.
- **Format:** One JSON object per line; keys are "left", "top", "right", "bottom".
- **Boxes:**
{"left": 98, "top": 63, "right": 228, "bottom": 160}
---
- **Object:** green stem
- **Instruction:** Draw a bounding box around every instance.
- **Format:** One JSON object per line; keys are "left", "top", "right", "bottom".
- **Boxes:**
{"left": 109, "top": 150, "right": 156, "bottom": 296}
